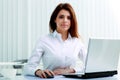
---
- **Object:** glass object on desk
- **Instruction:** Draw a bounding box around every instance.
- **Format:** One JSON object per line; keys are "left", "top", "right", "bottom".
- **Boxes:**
{"left": 0, "top": 68, "right": 17, "bottom": 79}
{"left": 12, "top": 59, "right": 28, "bottom": 75}
{"left": 0, "top": 64, "right": 17, "bottom": 79}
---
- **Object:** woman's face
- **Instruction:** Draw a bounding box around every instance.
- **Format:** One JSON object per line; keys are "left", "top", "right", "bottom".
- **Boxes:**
{"left": 55, "top": 9, "right": 71, "bottom": 33}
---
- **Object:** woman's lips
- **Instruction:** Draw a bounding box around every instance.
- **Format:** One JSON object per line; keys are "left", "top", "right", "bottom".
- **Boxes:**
{"left": 61, "top": 24, "right": 68, "bottom": 26}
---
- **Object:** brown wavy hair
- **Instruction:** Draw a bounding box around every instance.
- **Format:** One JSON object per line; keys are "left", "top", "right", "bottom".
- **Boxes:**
{"left": 49, "top": 3, "right": 80, "bottom": 38}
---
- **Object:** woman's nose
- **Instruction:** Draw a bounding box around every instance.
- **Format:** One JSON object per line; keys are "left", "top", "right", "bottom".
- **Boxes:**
{"left": 63, "top": 17, "right": 68, "bottom": 22}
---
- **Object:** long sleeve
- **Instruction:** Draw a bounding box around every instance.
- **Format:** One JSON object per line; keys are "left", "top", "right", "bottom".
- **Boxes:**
{"left": 23, "top": 39, "right": 44, "bottom": 76}
{"left": 73, "top": 41, "right": 87, "bottom": 73}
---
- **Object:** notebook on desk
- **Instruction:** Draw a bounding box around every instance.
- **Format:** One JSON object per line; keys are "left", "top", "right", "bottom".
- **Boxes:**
{"left": 63, "top": 38, "right": 120, "bottom": 79}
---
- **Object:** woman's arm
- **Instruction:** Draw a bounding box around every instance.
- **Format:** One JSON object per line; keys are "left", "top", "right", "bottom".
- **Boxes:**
{"left": 53, "top": 67, "right": 75, "bottom": 75}
{"left": 23, "top": 39, "right": 44, "bottom": 76}
{"left": 75, "top": 41, "right": 87, "bottom": 73}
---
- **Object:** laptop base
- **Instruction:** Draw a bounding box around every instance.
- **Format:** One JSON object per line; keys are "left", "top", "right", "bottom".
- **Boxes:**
{"left": 63, "top": 71, "right": 117, "bottom": 79}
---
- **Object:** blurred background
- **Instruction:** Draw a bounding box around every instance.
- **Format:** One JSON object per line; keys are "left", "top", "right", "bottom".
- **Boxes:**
{"left": 0, "top": 0, "right": 120, "bottom": 72}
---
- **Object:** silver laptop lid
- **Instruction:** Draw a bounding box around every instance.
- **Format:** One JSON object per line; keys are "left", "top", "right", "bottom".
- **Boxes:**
{"left": 85, "top": 38, "right": 120, "bottom": 73}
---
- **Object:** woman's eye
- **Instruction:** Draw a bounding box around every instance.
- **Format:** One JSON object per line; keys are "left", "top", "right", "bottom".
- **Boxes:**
{"left": 58, "top": 15, "right": 71, "bottom": 20}
{"left": 67, "top": 16, "right": 71, "bottom": 20}
{"left": 59, "top": 15, "right": 64, "bottom": 19}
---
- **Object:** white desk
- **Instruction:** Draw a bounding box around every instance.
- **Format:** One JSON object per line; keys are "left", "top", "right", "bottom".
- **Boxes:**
{"left": 0, "top": 62, "right": 24, "bottom": 66}
{"left": 1, "top": 75, "right": 119, "bottom": 80}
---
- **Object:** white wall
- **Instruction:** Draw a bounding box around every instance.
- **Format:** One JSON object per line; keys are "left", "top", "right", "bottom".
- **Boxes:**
{"left": 0, "top": 0, "right": 28, "bottom": 61}
{"left": 0, "top": 0, "right": 120, "bottom": 69}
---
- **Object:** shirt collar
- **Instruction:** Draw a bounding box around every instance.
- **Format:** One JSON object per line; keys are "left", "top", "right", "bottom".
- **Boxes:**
{"left": 52, "top": 30, "right": 72, "bottom": 40}
{"left": 52, "top": 30, "right": 61, "bottom": 38}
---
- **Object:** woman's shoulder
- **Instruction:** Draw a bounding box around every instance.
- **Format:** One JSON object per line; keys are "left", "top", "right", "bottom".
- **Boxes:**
{"left": 73, "top": 37, "right": 83, "bottom": 42}
{"left": 73, "top": 37, "right": 85, "bottom": 46}
{"left": 37, "top": 34, "right": 48, "bottom": 40}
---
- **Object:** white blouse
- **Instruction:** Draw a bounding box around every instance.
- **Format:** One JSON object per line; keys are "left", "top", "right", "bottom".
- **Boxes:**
{"left": 23, "top": 31, "right": 87, "bottom": 76}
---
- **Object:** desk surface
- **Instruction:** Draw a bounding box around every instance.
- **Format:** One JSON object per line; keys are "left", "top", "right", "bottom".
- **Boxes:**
{"left": 0, "top": 62, "right": 24, "bottom": 65}
{"left": 0, "top": 75, "right": 120, "bottom": 80}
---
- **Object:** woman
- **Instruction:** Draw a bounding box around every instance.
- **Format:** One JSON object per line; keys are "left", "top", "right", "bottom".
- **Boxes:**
{"left": 23, "top": 3, "right": 87, "bottom": 78}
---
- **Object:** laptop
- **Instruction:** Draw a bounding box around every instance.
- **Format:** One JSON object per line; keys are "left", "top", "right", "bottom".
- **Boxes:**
{"left": 63, "top": 38, "right": 120, "bottom": 79}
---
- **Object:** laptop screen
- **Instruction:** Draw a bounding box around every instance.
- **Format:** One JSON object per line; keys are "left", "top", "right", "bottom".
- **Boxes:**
{"left": 85, "top": 38, "right": 120, "bottom": 73}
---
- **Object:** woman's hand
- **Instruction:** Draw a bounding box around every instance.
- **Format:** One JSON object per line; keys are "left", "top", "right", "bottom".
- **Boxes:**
{"left": 35, "top": 69, "right": 55, "bottom": 78}
{"left": 53, "top": 67, "right": 75, "bottom": 75}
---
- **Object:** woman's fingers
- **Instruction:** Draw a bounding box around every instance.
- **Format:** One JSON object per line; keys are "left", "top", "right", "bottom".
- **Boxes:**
{"left": 49, "top": 71, "right": 55, "bottom": 76}
{"left": 36, "top": 69, "right": 54, "bottom": 78}
{"left": 37, "top": 70, "right": 46, "bottom": 78}
{"left": 44, "top": 70, "right": 55, "bottom": 76}
{"left": 41, "top": 71, "right": 47, "bottom": 78}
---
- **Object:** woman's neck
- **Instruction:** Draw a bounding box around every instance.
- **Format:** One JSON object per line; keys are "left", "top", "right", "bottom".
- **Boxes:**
{"left": 56, "top": 30, "right": 68, "bottom": 41}
{"left": 61, "top": 31, "right": 68, "bottom": 41}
